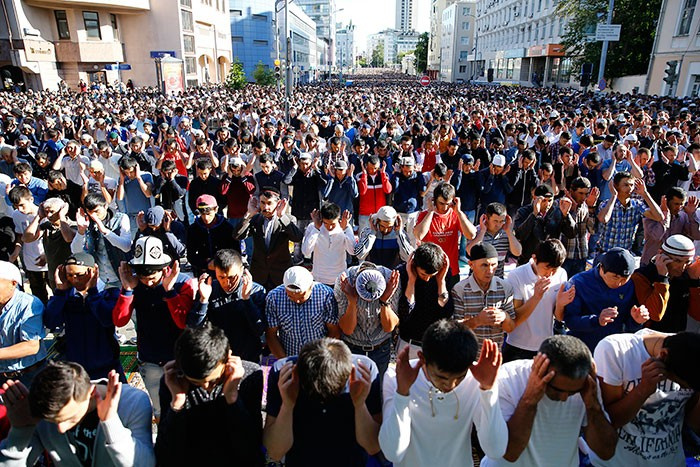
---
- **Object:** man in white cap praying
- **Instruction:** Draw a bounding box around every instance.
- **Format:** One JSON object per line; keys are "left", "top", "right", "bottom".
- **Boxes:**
{"left": 265, "top": 266, "right": 340, "bottom": 358}
{"left": 354, "top": 206, "right": 414, "bottom": 269}
{"left": 632, "top": 233, "right": 700, "bottom": 332}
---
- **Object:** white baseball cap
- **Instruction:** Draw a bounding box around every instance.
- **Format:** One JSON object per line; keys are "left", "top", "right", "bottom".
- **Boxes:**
{"left": 492, "top": 154, "right": 506, "bottom": 166}
{"left": 283, "top": 266, "right": 314, "bottom": 292}
{"left": 0, "top": 261, "right": 22, "bottom": 284}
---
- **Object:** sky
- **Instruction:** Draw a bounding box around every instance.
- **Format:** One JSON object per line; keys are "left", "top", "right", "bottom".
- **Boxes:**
{"left": 336, "top": 0, "right": 431, "bottom": 54}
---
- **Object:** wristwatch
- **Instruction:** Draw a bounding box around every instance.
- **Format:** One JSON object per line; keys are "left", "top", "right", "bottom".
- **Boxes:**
{"left": 439, "top": 291, "right": 449, "bottom": 300}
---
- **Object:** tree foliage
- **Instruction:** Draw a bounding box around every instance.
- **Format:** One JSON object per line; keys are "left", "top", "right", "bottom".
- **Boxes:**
{"left": 253, "top": 61, "right": 276, "bottom": 86}
{"left": 226, "top": 59, "right": 247, "bottom": 90}
{"left": 414, "top": 32, "right": 429, "bottom": 74}
{"left": 371, "top": 43, "right": 385, "bottom": 67}
{"left": 556, "top": 0, "right": 662, "bottom": 81}
{"left": 358, "top": 56, "right": 369, "bottom": 67}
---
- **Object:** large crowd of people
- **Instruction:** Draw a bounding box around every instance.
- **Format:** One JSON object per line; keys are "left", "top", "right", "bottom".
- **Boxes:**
{"left": 0, "top": 74, "right": 698, "bottom": 466}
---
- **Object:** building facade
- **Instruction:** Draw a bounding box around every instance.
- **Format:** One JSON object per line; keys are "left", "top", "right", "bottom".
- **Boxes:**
{"left": 369, "top": 29, "right": 420, "bottom": 66}
{"left": 336, "top": 22, "right": 356, "bottom": 76}
{"left": 396, "top": 0, "right": 417, "bottom": 32}
{"left": 0, "top": 0, "right": 231, "bottom": 91}
{"left": 646, "top": 0, "right": 700, "bottom": 97}
{"left": 474, "top": 0, "right": 572, "bottom": 85}
{"left": 295, "top": 0, "right": 336, "bottom": 74}
{"left": 278, "top": 1, "right": 318, "bottom": 84}
{"left": 428, "top": 0, "right": 457, "bottom": 80}
{"left": 440, "top": 0, "right": 477, "bottom": 82}
{"left": 229, "top": 0, "right": 276, "bottom": 81}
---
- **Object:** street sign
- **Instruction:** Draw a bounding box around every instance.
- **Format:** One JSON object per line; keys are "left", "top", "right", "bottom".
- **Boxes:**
{"left": 595, "top": 24, "right": 621, "bottom": 41}
{"left": 150, "top": 51, "right": 176, "bottom": 59}
{"left": 599, "top": 78, "right": 607, "bottom": 91}
{"left": 419, "top": 76, "right": 431, "bottom": 86}
{"left": 104, "top": 64, "right": 132, "bottom": 71}
{"left": 293, "top": 65, "right": 300, "bottom": 74}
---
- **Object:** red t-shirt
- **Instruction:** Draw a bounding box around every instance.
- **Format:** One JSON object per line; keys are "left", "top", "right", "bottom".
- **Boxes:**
{"left": 416, "top": 209, "right": 461, "bottom": 275}
{"left": 161, "top": 151, "right": 188, "bottom": 176}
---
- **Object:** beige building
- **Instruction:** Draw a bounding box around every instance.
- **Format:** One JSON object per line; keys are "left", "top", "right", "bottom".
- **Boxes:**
{"left": 646, "top": 0, "right": 700, "bottom": 97}
{"left": 427, "top": 0, "right": 457, "bottom": 80}
{"left": 0, "top": 0, "right": 231, "bottom": 91}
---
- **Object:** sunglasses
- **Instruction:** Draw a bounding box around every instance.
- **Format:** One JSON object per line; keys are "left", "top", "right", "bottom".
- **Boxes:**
{"left": 198, "top": 206, "right": 215, "bottom": 214}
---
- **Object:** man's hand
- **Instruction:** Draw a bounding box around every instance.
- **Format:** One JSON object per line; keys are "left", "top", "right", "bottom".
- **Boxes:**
{"left": 76, "top": 208, "right": 90, "bottom": 235}
{"left": 136, "top": 211, "right": 147, "bottom": 232}
{"left": 504, "top": 214, "right": 513, "bottom": 233}
{"left": 479, "top": 213, "right": 488, "bottom": 231}
{"left": 470, "top": 339, "right": 502, "bottom": 390}
{"left": 1, "top": 380, "right": 38, "bottom": 428}
{"left": 86, "top": 265, "right": 99, "bottom": 290}
{"left": 555, "top": 284, "right": 575, "bottom": 308}
{"left": 340, "top": 209, "right": 352, "bottom": 230}
{"left": 339, "top": 272, "right": 359, "bottom": 301}
{"left": 580, "top": 369, "right": 602, "bottom": 410}
{"left": 275, "top": 198, "right": 288, "bottom": 218}
{"left": 559, "top": 196, "right": 573, "bottom": 217}
{"left": 608, "top": 179, "right": 617, "bottom": 198}
{"left": 598, "top": 307, "right": 618, "bottom": 326}
{"left": 311, "top": 209, "right": 322, "bottom": 229}
{"left": 240, "top": 269, "right": 253, "bottom": 300}
{"left": 164, "top": 360, "right": 189, "bottom": 411}
{"left": 162, "top": 261, "right": 180, "bottom": 292}
{"left": 86, "top": 210, "right": 108, "bottom": 235}
{"left": 54, "top": 265, "right": 71, "bottom": 291}
{"left": 406, "top": 252, "right": 416, "bottom": 281}
{"left": 533, "top": 276, "right": 552, "bottom": 300}
{"left": 223, "top": 355, "right": 245, "bottom": 405}
{"left": 379, "top": 270, "right": 400, "bottom": 303}
{"left": 655, "top": 253, "right": 672, "bottom": 277}
{"left": 436, "top": 250, "right": 450, "bottom": 283}
{"left": 118, "top": 261, "right": 138, "bottom": 291}
{"left": 93, "top": 370, "right": 122, "bottom": 422}
{"left": 660, "top": 196, "right": 669, "bottom": 215}
{"left": 394, "top": 214, "right": 403, "bottom": 232}
{"left": 198, "top": 273, "right": 213, "bottom": 303}
{"left": 638, "top": 357, "right": 666, "bottom": 398}
{"left": 349, "top": 361, "right": 372, "bottom": 408}
{"left": 684, "top": 195, "right": 699, "bottom": 216}
{"left": 395, "top": 346, "right": 422, "bottom": 396}
{"left": 586, "top": 187, "right": 600, "bottom": 207}
{"left": 521, "top": 353, "right": 556, "bottom": 405}
{"left": 246, "top": 196, "right": 259, "bottom": 217}
{"left": 631, "top": 305, "right": 650, "bottom": 324}
{"left": 533, "top": 196, "right": 543, "bottom": 215}
{"left": 278, "top": 362, "right": 299, "bottom": 408}
{"left": 633, "top": 178, "right": 647, "bottom": 196}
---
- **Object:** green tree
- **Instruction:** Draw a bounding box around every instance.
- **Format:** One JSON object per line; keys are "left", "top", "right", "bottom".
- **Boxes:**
{"left": 556, "top": 0, "right": 662, "bottom": 81}
{"left": 357, "top": 56, "right": 368, "bottom": 67}
{"left": 371, "top": 43, "right": 385, "bottom": 67}
{"left": 414, "top": 32, "right": 429, "bottom": 74}
{"left": 253, "top": 61, "right": 276, "bottom": 86}
{"left": 225, "top": 59, "right": 247, "bottom": 90}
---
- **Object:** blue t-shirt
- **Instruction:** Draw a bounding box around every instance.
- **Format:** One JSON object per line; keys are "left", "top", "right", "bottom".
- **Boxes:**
{"left": 0, "top": 290, "right": 46, "bottom": 372}
{"left": 123, "top": 173, "right": 153, "bottom": 214}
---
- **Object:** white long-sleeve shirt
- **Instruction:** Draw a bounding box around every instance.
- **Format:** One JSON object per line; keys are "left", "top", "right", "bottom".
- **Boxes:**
{"left": 70, "top": 214, "right": 131, "bottom": 284}
{"left": 379, "top": 363, "right": 508, "bottom": 467}
{"left": 301, "top": 222, "right": 355, "bottom": 285}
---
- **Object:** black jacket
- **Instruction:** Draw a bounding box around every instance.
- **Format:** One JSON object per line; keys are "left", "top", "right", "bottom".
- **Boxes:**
{"left": 186, "top": 215, "right": 239, "bottom": 275}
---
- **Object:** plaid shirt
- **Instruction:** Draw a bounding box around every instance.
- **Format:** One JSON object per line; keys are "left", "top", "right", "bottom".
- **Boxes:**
{"left": 561, "top": 201, "right": 591, "bottom": 260}
{"left": 265, "top": 283, "right": 339, "bottom": 356}
{"left": 476, "top": 227, "right": 511, "bottom": 278}
{"left": 451, "top": 274, "right": 515, "bottom": 351}
{"left": 597, "top": 197, "right": 648, "bottom": 252}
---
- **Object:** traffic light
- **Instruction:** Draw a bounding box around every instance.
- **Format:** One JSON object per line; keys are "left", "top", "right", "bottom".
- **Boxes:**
{"left": 663, "top": 60, "right": 679, "bottom": 85}
{"left": 274, "top": 59, "right": 281, "bottom": 81}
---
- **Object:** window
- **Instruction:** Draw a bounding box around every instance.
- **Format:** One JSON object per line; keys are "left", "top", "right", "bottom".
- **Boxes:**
{"left": 232, "top": 36, "right": 244, "bottom": 43}
{"left": 185, "top": 57, "right": 197, "bottom": 75}
{"left": 463, "top": 6, "right": 471, "bottom": 15}
{"left": 253, "top": 40, "right": 268, "bottom": 45}
{"left": 461, "top": 36, "right": 470, "bottom": 45}
{"left": 181, "top": 10, "right": 193, "bottom": 31}
{"left": 183, "top": 34, "right": 195, "bottom": 53}
{"left": 678, "top": 0, "right": 697, "bottom": 35}
{"left": 459, "top": 65, "right": 467, "bottom": 72}
{"left": 180, "top": 0, "right": 192, "bottom": 6}
{"left": 690, "top": 74, "right": 700, "bottom": 96}
{"left": 459, "top": 50, "right": 469, "bottom": 59}
{"left": 230, "top": 9, "right": 242, "bottom": 16}
{"left": 252, "top": 14, "right": 267, "bottom": 21}
{"left": 54, "top": 10, "right": 70, "bottom": 40}
{"left": 110, "top": 14, "right": 118, "bottom": 39}
{"left": 83, "top": 11, "right": 101, "bottom": 39}
{"left": 462, "top": 22, "right": 470, "bottom": 30}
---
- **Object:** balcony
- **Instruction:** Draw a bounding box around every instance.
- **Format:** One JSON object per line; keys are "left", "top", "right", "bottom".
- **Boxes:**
{"left": 24, "top": 0, "right": 149, "bottom": 14}
{"left": 55, "top": 40, "right": 124, "bottom": 63}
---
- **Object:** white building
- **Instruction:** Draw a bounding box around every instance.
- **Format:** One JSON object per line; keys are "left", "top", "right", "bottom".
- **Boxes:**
{"left": 336, "top": 22, "right": 356, "bottom": 75}
{"left": 396, "top": 0, "right": 418, "bottom": 31}
{"left": 646, "top": 0, "right": 700, "bottom": 96}
{"left": 0, "top": 0, "right": 231, "bottom": 91}
{"left": 428, "top": 0, "right": 457, "bottom": 80}
{"left": 440, "top": 0, "right": 477, "bottom": 82}
{"left": 295, "top": 0, "right": 337, "bottom": 74}
{"left": 474, "top": 0, "right": 571, "bottom": 85}
{"left": 369, "top": 29, "right": 420, "bottom": 66}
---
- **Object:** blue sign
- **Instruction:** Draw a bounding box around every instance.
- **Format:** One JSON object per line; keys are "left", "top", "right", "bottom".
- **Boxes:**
{"left": 598, "top": 78, "right": 607, "bottom": 91}
{"left": 150, "top": 51, "right": 176, "bottom": 59}
{"left": 104, "top": 64, "right": 131, "bottom": 71}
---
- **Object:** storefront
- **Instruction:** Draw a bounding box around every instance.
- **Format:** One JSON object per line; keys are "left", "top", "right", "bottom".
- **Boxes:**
{"left": 526, "top": 44, "right": 571, "bottom": 86}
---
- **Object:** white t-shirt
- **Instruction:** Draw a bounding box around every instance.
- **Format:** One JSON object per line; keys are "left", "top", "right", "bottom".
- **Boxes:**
{"left": 591, "top": 329, "right": 695, "bottom": 467}
{"left": 481, "top": 359, "right": 587, "bottom": 467}
{"left": 505, "top": 261, "right": 567, "bottom": 351}
{"left": 59, "top": 155, "right": 90, "bottom": 185}
{"left": 12, "top": 211, "right": 47, "bottom": 272}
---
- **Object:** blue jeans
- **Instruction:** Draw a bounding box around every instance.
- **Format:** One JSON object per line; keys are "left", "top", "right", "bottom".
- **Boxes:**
{"left": 345, "top": 339, "right": 391, "bottom": 387}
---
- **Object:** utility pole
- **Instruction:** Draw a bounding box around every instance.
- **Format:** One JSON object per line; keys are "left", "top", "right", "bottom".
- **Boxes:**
{"left": 597, "top": 0, "right": 614, "bottom": 86}
{"left": 284, "top": 0, "right": 291, "bottom": 124}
